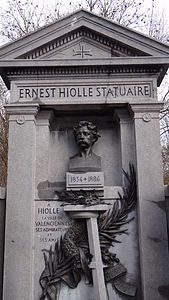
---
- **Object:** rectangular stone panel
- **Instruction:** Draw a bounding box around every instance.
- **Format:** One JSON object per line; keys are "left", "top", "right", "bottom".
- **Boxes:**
{"left": 66, "top": 172, "right": 104, "bottom": 190}
{"left": 10, "top": 79, "right": 155, "bottom": 105}
{"left": 34, "top": 199, "right": 73, "bottom": 299}
{"left": 34, "top": 198, "right": 95, "bottom": 300}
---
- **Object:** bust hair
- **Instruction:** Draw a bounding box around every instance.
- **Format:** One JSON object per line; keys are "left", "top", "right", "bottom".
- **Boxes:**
{"left": 73, "top": 121, "right": 100, "bottom": 144}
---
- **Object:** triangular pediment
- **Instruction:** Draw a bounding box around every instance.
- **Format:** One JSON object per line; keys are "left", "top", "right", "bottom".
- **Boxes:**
{"left": 16, "top": 27, "right": 147, "bottom": 60}
{"left": 1, "top": 9, "right": 169, "bottom": 62}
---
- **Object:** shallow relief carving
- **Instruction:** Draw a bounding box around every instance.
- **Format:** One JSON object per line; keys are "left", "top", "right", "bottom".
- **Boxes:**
{"left": 142, "top": 113, "right": 152, "bottom": 122}
{"left": 16, "top": 115, "right": 26, "bottom": 125}
{"left": 38, "top": 121, "right": 138, "bottom": 300}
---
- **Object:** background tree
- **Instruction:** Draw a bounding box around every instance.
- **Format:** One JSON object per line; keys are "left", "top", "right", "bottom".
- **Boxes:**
{"left": 162, "top": 144, "right": 169, "bottom": 184}
{"left": 0, "top": 0, "right": 62, "bottom": 42}
{"left": 159, "top": 81, "right": 169, "bottom": 184}
{"left": 75, "top": 0, "right": 146, "bottom": 28}
{"left": 0, "top": 0, "right": 62, "bottom": 186}
{"left": 0, "top": 80, "right": 9, "bottom": 187}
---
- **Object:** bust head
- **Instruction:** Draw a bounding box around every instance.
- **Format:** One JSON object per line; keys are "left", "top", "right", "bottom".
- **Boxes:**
{"left": 73, "top": 121, "right": 100, "bottom": 152}
{"left": 69, "top": 121, "right": 102, "bottom": 172}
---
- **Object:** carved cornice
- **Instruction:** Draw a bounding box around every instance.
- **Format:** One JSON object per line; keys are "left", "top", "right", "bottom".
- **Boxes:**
{"left": 17, "top": 28, "right": 147, "bottom": 60}
{"left": 5, "top": 103, "right": 39, "bottom": 115}
{"left": 6, "top": 65, "right": 162, "bottom": 77}
{"left": 5, "top": 104, "right": 39, "bottom": 124}
{"left": 129, "top": 102, "right": 163, "bottom": 120}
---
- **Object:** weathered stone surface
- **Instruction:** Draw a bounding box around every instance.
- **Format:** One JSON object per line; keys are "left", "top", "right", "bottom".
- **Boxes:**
{"left": 0, "top": 187, "right": 6, "bottom": 300}
{"left": 131, "top": 103, "right": 169, "bottom": 300}
{"left": 66, "top": 172, "right": 104, "bottom": 191}
{"left": 3, "top": 105, "right": 38, "bottom": 300}
{"left": 0, "top": 9, "right": 169, "bottom": 300}
{"left": 0, "top": 187, "right": 6, "bottom": 200}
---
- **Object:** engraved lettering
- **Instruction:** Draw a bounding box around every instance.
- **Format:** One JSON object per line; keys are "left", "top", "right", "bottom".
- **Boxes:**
{"left": 40, "top": 88, "right": 44, "bottom": 98}
{"left": 19, "top": 89, "right": 24, "bottom": 98}
{"left": 101, "top": 87, "right": 107, "bottom": 97}
{"left": 45, "top": 88, "right": 50, "bottom": 97}
{"left": 70, "top": 88, "right": 76, "bottom": 97}
{"left": 37, "top": 207, "right": 60, "bottom": 214}
{"left": 114, "top": 87, "right": 118, "bottom": 97}
{"left": 126, "top": 87, "right": 133, "bottom": 96}
{"left": 82, "top": 87, "right": 87, "bottom": 97}
{"left": 50, "top": 88, "right": 56, "bottom": 97}
{"left": 144, "top": 85, "right": 149, "bottom": 96}
{"left": 32, "top": 88, "right": 38, "bottom": 98}
{"left": 138, "top": 86, "right": 144, "bottom": 95}
{"left": 119, "top": 86, "right": 126, "bottom": 96}
{"left": 107, "top": 88, "right": 114, "bottom": 97}
{"left": 89, "top": 87, "right": 93, "bottom": 97}
{"left": 59, "top": 88, "right": 65, "bottom": 97}
{"left": 18, "top": 84, "right": 152, "bottom": 101}
{"left": 25, "top": 88, "right": 31, "bottom": 98}
{"left": 96, "top": 87, "right": 101, "bottom": 96}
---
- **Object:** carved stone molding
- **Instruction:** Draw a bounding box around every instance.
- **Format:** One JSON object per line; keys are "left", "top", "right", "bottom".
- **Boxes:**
{"left": 18, "top": 28, "right": 146, "bottom": 60}
{"left": 6, "top": 65, "right": 162, "bottom": 78}
{"left": 129, "top": 102, "right": 162, "bottom": 120}
{"left": 5, "top": 103, "right": 39, "bottom": 123}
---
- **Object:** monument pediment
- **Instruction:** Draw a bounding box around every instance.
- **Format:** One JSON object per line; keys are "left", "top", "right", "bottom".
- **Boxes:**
{"left": 0, "top": 9, "right": 169, "bottom": 61}
{"left": 0, "top": 9, "right": 169, "bottom": 89}
{"left": 16, "top": 28, "right": 148, "bottom": 60}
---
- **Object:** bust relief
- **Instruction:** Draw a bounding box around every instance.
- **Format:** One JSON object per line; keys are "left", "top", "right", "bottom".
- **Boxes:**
{"left": 69, "top": 121, "right": 102, "bottom": 172}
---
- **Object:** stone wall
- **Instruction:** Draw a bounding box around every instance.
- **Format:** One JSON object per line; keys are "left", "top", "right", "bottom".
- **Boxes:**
{"left": 165, "top": 185, "right": 169, "bottom": 239}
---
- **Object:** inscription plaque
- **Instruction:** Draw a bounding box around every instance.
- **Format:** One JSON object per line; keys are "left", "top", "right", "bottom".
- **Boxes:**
{"left": 66, "top": 172, "right": 104, "bottom": 190}
{"left": 10, "top": 80, "right": 155, "bottom": 104}
{"left": 34, "top": 200, "right": 73, "bottom": 299}
{"left": 18, "top": 84, "right": 151, "bottom": 100}
{"left": 35, "top": 200, "right": 72, "bottom": 243}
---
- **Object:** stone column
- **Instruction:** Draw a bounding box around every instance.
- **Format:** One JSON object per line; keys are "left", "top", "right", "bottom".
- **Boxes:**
{"left": 0, "top": 187, "right": 6, "bottom": 300}
{"left": 3, "top": 104, "right": 39, "bottom": 300}
{"left": 130, "top": 102, "right": 169, "bottom": 300}
{"left": 64, "top": 205, "right": 109, "bottom": 300}
{"left": 115, "top": 108, "right": 136, "bottom": 181}
{"left": 35, "top": 110, "right": 54, "bottom": 199}
{"left": 87, "top": 216, "right": 108, "bottom": 300}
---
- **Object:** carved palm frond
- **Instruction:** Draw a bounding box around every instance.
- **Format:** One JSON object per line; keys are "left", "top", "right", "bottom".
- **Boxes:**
{"left": 40, "top": 236, "right": 80, "bottom": 300}
{"left": 40, "top": 164, "right": 137, "bottom": 297}
{"left": 98, "top": 164, "right": 137, "bottom": 252}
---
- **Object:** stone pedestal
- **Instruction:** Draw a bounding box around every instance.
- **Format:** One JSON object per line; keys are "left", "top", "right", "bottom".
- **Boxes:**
{"left": 64, "top": 205, "right": 108, "bottom": 300}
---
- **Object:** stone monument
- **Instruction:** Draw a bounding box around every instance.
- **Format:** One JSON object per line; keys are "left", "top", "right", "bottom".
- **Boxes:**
{"left": 0, "top": 9, "right": 169, "bottom": 300}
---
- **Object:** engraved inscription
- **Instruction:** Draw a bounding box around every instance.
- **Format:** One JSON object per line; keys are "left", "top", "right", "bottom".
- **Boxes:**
{"left": 17, "top": 83, "right": 152, "bottom": 102}
{"left": 35, "top": 201, "right": 72, "bottom": 243}
{"left": 66, "top": 172, "right": 104, "bottom": 190}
